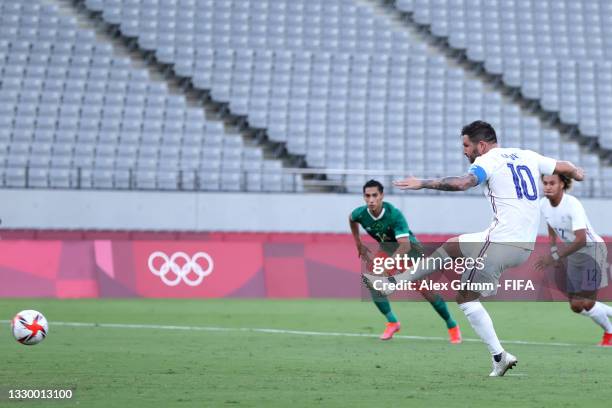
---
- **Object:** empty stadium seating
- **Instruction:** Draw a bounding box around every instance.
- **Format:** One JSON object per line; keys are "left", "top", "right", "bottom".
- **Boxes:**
{"left": 0, "top": 0, "right": 301, "bottom": 192}
{"left": 0, "top": 0, "right": 609, "bottom": 195}
{"left": 83, "top": 0, "right": 606, "bottom": 196}
{"left": 395, "top": 0, "right": 612, "bottom": 151}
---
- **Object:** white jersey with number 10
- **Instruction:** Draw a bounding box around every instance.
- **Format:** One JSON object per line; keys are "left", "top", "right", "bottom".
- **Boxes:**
{"left": 468, "top": 147, "right": 557, "bottom": 250}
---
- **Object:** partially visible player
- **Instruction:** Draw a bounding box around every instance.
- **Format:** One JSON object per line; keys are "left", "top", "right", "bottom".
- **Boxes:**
{"left": 536, "top": 173, "right": 612, "bottom": 346}
{"left": 364, "top": 120, "right": 584, "bottom": 376}
{"left": 350, "top": 179, "right": 462, "bottom": 343}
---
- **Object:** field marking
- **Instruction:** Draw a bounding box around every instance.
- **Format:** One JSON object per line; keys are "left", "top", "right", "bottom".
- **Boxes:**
{"left": 1, "top": 320, "right": 590, "bottom": 348}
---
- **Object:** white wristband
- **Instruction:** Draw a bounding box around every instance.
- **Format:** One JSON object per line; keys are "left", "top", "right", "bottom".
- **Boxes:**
{"left": 550, "top": 245, "right": 558, "bottom": 253}
{"left": 551, "top": 251, "right": 560, "bottom": 261}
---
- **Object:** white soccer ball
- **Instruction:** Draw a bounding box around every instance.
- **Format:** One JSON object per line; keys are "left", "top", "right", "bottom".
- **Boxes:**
{"left": 11, "top": 310, "right": 49, "bottom": 345}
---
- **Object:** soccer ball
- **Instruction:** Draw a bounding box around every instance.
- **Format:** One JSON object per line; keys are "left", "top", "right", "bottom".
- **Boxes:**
{"left": 11, "top": 310, "right": 48, "bottom": 345}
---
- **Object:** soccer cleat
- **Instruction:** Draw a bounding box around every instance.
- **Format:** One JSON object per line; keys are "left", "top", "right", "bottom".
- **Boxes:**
{"left": 599, "top": 332, "right": 612, "bottom": 347}
{"left": 448, "top": 326, "right": 462, "bottom": 344}
{"left": 361, "top": 273, "right": 395, "bottom": 296}
{"left": 380, "top": 322, "right": 401, "bottom": 340}
{"left": 489, "top": 351, "right": 518, "bottom": 377}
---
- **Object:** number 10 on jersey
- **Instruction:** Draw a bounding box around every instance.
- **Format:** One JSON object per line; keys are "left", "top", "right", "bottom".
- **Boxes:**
{"left": 507, "top": 163, "right": 537, "bottom": 200}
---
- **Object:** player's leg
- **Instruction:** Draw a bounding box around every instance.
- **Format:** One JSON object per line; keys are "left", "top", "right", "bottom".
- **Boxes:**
{"left": 365, "top": 283, "right": 401, "bottom": 340}
{"left": 568, "top": 295, "right": 586, "bottom": 314}
{"left": 402, "top": 237, "right": 463, "bottom": 281}
{"left": 572, "top": 292, "right": 612, "bottom": 346}
{"left": 456, "top": 290, "right": 515, "bottom": 376}
{"left": 566, "top": 250, "right": 612, "bottom": 346}
{"left": 592, "top": 245, "right": 612, "bottom": 317}
{"left": 456, "top": 241, "right": 530, "bottom": 376}
{"left": 362, "top": 236, "right": 463, "bottom": 294}
{"left": 599, "top": 302, "right": 612, "bottom": 317}
{"left": 456, "top": 238, "right": 504, "bottom": 363}
{"left": 457, "top": 289, "right": 518, "bottom": 376}
{"left": 418, "top": 288, "right": 462, "bottom": 344}
{"left": 456, "top": 290, "right": 500, "bottom": 357}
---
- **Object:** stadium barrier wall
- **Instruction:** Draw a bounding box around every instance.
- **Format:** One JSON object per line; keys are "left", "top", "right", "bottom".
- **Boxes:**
{"left": 1, "top": 233, "right": 611, "bottom": 300}
{"left": 1, "top": 189, "right": 491, "bottom": 233}
{"left": 0, "top": 233, "right": 367, "bottom": 299}
{"left": 5, "top": 189, "right": 612, "bottom": 234}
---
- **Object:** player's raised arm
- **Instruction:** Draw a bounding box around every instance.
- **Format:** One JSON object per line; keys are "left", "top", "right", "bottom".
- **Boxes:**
{"left": 553, "top": 161, "right": 585, "bottom": 181}
{"left": 393, "top": 173, "right": 478, "bottom": 191}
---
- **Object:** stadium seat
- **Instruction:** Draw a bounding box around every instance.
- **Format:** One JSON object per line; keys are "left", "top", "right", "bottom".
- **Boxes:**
{"left": 0, "top": 0, "right": 295, "bottom": 192}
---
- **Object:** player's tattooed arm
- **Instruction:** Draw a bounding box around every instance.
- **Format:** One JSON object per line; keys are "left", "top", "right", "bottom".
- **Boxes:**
{"left": 394, "top": 174, "right": 478, "bottom": 191}
{"left": 420, "top": 174, "right": 478, "bottom": 191}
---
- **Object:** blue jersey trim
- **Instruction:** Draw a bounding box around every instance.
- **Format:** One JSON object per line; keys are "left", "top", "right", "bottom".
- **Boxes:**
{"left": 468, "top": 165, "right": 487, "bottom": 185}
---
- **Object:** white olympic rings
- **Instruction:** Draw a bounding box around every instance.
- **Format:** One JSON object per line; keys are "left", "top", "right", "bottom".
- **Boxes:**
{"left": 147, "top": 251, "right": 214, "bottom": 287}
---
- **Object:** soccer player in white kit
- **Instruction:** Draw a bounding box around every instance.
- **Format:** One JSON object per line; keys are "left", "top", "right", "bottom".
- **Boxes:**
{"left": 536, "top": 173, "right": 612, "bottom": 346}
{"left": 364, "top": 121, "right": 584, "bottom": 376}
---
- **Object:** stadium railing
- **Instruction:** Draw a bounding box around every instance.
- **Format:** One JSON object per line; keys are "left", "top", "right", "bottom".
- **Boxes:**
{"left": 1, "top": 166, "right": 606, "bottom": 196}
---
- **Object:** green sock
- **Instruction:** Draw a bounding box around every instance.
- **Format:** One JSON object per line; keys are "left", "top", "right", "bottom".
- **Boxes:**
{"left": 429, "top": 294, "right": 457, "bottom": 329}
{"left": 370, "top": 290, "right": 398, "bottom": 323}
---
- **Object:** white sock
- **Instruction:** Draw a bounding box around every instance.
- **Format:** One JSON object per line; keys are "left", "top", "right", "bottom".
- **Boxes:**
{"left": 597, "top": 302, "right": 612, "bottom": 317}
{"left": 393, "top": 247, "right": 450, "bottom": 283}
{"left": 459, "top": 301, "right": 504, "bottom": 356}
{"left": 583, "top": 303, "right": 612, "bottom": 333}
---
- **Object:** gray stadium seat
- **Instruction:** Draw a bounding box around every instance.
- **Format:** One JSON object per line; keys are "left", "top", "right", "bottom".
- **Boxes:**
{"left": 0, "top": 0, "right": 295, "bottom": 192}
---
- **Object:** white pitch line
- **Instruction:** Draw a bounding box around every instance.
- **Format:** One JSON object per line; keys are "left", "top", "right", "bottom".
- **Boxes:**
{"left": 1, "top": 320, "right": 589, "bottom": 348}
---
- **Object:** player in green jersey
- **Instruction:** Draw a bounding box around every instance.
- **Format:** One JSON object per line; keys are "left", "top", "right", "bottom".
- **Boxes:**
{"left": 350, "top": 180, "right": 462, "bottom": 342}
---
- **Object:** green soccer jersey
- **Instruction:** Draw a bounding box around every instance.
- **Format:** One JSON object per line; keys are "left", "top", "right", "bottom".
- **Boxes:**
{"left": 351, "top": 201, "right": 423, "bottom": 256}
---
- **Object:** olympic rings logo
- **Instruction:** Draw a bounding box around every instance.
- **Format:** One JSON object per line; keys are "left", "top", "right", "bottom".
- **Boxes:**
{"left": 147, "top": 251, "right": 214, "bottom": 287}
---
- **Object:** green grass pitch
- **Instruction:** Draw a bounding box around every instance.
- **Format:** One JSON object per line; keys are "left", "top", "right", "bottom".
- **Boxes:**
{"left": 0, "top": 299, "right": 610, "bottom": 407}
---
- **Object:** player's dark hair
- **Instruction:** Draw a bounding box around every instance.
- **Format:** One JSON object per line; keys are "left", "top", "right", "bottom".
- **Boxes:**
{"left": 560, "top": 174, "right": 572, "bottom": 191}
{"left": 462, "top": 120, "right": 497, "bottom": 144}
{"left": 542, "top": 173, "right": 572, "bottom": 191}
{"left": 363, "top": 179, "right": 383, "bottom": 193}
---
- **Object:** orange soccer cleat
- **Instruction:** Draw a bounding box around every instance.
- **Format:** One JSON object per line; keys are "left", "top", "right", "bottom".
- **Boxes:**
{"left": 448, "top": 325, "right": 462, "bottom": 344}
{"left": 380, "top": 322, "right": 401, "bottom": 340}
{"left": 599, "top": 332, "right": 612, "bottom": 347}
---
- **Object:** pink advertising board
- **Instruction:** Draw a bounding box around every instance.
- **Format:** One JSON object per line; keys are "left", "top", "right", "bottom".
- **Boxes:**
{"left": 0, "top": 232, "right": 610, "bottom": 300}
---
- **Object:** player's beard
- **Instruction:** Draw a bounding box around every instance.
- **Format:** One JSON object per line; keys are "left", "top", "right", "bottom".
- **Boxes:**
{"left": 466, "top": 149, "right": 480, "bottom": 163}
